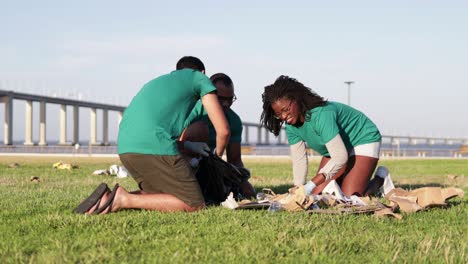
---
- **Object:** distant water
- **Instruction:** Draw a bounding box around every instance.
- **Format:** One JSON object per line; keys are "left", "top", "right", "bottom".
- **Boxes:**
{"left": 251, "top": 143, "right": 464, "bottom": 157}
{"left": 1, "top": 141, "right": 465, "bottom": 157}
{"left": 10, "top": 140, "right": 117, "bottom": 146}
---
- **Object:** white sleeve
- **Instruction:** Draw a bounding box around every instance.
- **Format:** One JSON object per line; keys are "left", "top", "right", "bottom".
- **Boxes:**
{"left": 318, "top": 134, "right": 348, "bottom": 180}
{"left": 290, "top": 141, "right": 308, "bottom": 185}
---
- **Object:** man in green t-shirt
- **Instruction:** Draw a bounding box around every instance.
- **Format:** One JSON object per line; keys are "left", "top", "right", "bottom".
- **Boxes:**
{"left": 183, "top": 73, "right": 256, "bottom": 199}
{"left": 73, "top": 56, "right": 230, "bottom": 214}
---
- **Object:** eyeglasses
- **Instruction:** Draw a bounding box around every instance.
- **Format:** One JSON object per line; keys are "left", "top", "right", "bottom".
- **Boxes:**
{"left": 217, "top": 94, "right": 237, "bottom": 103}
{"left": 273, "top": 100, "right": 293, "bottom": 120}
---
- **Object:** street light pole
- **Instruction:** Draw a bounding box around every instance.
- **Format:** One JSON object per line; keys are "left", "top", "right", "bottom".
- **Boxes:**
{"left": 344, "top": 81, "right": 354, "bottom": 106}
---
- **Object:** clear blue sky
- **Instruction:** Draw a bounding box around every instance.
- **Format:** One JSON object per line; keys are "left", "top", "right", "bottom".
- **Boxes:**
{"left": 1, "top": 0, "right": 467, "bottom": 141}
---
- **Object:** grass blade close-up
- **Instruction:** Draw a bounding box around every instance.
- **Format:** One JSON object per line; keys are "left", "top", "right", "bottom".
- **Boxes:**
{"left": 0, "top": 156, "right": 466, "bottom": 263}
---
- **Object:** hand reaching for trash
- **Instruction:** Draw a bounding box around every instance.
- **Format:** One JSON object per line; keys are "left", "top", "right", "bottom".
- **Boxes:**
{"left": 183, "top": 141, "right": 211, "bottom": 157}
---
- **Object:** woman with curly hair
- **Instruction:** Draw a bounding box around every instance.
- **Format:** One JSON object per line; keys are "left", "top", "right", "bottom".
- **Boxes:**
{"left": 261, "top": 75, "right": 384, "bottom": 196}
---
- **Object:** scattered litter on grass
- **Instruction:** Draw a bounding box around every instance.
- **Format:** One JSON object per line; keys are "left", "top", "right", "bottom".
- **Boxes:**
{"left": 8, "top": 163, "right": 20, "bottom": 168}
{"left": 92, "top": 165, "right": 129, "bottom": 178}
{"left": 222, "top": 175, "right": 464, "bottom": 220}
{"left": 30, "top": 176, "right": 41, "bottom": 183}
{"left": 53, "top": 162, "right": 79, "bottom": 170}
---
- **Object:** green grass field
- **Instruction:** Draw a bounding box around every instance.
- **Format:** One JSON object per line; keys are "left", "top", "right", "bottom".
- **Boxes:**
{"left": 0, "top": 156, "right": 467, "bottom": 263}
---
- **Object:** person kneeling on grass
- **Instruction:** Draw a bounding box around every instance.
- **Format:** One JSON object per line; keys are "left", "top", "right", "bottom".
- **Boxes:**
{"left": 182, "top": 73, "right": 256, "bottom": 201}
{"left": 73, "top": 56, "right": 230, "bottom": 214}
{"left": 260, "top": 75, "right": 385, "bottom": 197}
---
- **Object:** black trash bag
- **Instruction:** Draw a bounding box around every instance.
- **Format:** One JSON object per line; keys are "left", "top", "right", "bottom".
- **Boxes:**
{"left": 196, "top": 153, "right": 250, "bottom": 205}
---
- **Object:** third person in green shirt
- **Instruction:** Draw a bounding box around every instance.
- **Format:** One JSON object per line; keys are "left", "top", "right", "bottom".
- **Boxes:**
{"left": 183, "top": 73, "right": 256, "bottom": 199}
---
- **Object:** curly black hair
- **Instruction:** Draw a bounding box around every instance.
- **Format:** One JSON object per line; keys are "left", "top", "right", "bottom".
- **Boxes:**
{"left": 260, "top": 75, "right": 327, "bottom": 136}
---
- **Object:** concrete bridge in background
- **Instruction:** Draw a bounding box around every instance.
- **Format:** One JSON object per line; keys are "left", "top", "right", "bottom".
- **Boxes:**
{"left": 0, "top": 89, "right": 124, "bottom": 146}
{"left": 1, "top": 89, "right": 467, "bottom": 157}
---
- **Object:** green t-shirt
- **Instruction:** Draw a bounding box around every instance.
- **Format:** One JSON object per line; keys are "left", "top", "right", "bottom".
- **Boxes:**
{"left": 117, "top": 69, "right": 216, "bottom": 155}
{"left": 185, "top": 101, "right": 243, "bottom": 149}
{"left": 286, "top": 101, "right": 381, "bottom": 156}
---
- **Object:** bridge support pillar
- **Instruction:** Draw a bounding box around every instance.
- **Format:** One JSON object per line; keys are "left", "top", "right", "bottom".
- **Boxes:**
{"left": 244, "top": 126, "right": 249, "bottom": 145}
{"left": 59, "top": 104, "right": 67, "bottom": 145}
{"left": 90, "top": 108, "right": 97, "bottom": 145}
{"left": 72, "top": 105, "right": 79, "bottom": 145}
{"left": 39, "top": 101, "right": 47, "bottom": 146}
{"left": 24, "top": 100, "right": 34, "bottom": 145}
{"left": 102, "top": 109, "right": 109, "bottom": 145}
{"left": 257, "top": 125, "right": 263, "bottom": 144}
{"left": 2, "top": 96, "right": 13, "bottom": 145}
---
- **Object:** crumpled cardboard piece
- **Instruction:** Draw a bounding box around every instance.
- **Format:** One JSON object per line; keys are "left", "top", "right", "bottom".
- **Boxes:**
{"left": 374, "top": 208, "right": 403, "bottom": 220}
{"left": 270, "top": 186, "right": 308, "bottom": 212}
{"left": 231, "top": 186, "right": 315, "bottom": 211}
{"left": 385, "top": 187, "right": 464, "bottom": 213}
{"left": 317, "top": 193, "right": 338, "bottom": 208}
{"left": 441, "top": 187, "right": 464, "bottom": 200}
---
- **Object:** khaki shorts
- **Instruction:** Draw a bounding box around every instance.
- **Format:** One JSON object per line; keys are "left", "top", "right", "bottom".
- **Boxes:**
{"left": 119, "top": 153, "right": 204, "bottom": 208}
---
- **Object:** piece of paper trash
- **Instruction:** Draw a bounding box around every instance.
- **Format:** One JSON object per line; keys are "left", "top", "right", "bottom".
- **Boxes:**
{"left": 321, "top": 180, "right": 367, "bottom": 206}
{"left": 92, "top": 169, "right": 110, "bottom": 176}
{"left": 221, "top": 192, "right": 239, "bottom": 209}
{"left": 381, "top": 173, "right": 396, "bottom": 196}
{"left": 322, "top": 180, "right": 346, "bottom": 201}
{"left": 53, "top": 162, "right": 79, "bottom": 170}
{"left": 92, "top": 165, "right": 130, "bottom": 178}
{"left": 109, "top": 165, "right": 129, "bottom": 178}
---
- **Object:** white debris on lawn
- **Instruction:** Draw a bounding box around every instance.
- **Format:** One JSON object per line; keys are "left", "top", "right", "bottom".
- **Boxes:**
{"left": 92, "top": 165, "right": 130, "bottom": 178}
{"left": 382, "top": 173, "right": 396, "bottom": 196}
{"left": 322, "top": 180, "right": 366, "bottom": 206}
{"left": 221, "top": 192, "right": 239, "bottom": 209}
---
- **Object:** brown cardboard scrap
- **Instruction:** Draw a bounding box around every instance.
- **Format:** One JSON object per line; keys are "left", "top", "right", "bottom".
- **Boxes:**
{"left": 409, "top": 187, "right": 446, "bottom": 208}
{"left": 385, "top": 187, "right": 464, "bottom": 212}
{"left": 374, "top": 208, "right": 403, "bottom": 220}
{"left": 387, "top": 195, "right": 421, "bottom": 213}
{"left": 440, "top": 187, "right": 464, "bottom": 200}
{"left": 271, "top": 186, "right": 308, "bottom": 212}
{"left": 318, "top": 194, "right": 338, "bottom": 207}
